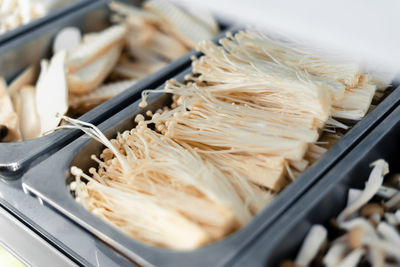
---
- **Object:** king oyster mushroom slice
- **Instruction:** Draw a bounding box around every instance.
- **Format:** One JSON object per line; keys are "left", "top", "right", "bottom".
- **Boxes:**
{"left": 35, "top": 51, "right": 68, "bottom": 135}
{"left": 0, "top": 77, "right": 21, "bottom": 142}
{"left": 66, "top": 24, "right": 127, "bottom": 73}
{"left": 143, "top": 0, "right": 217, "bottom": 48}
{"left": 109, "top": 1, "right": 162, "bottom": 24}
{"left": 14, "top": 85, "right": 40, "bottom": 140}
{"left": 68, "top": 79, "right": 137, "bottom": 112}
{"left": 183, "top": 5, "right": 219, "bottom": 36}
{"left": 67, "top": 44, "right": 122, "bottom": 95}
{"left": 7, "top": 65, "right": 37, "bottom": 101}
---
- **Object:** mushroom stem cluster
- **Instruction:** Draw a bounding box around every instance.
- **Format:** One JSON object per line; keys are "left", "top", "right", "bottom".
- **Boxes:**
{"left": 283, "top": 159, "right": 400, "bottom": 267}
{"left": 65, "top": 116, "right": 260, "bottom": 249}
{"left": 69, "top": 30, "right": 389, "bottom": 249}
{"left": 141, "top": 30, "right": 387, "bottom": 192}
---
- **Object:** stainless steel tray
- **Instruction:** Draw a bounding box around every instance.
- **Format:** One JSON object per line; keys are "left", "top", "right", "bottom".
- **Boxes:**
{"left": 0, "top": 0, "right": 93, "bottom": 47}
{"left": 23, "top": 65, "right": 400, "bottom": 266}
{"left": 0, "top": 0, "right": 230, "bottom": 179}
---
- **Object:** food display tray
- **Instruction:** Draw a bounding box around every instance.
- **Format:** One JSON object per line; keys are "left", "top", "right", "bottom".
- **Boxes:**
{"left": 0, "top": 0, "right": 94, "bottom": 46}
{"left": 232, "top": 98, "right": 400, "bottom": 267}
{"left": 0, "top": 0, "right": 230, "bottom": 179}
{"left": 22, "top": 63, "right": 400, "bottom": 266}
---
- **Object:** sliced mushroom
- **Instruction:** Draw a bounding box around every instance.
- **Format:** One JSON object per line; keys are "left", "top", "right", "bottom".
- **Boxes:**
{"left": 68, "top": 79, "right": 136, "bottom": 113}
{"left": 66, "top": 24, "right": 127, "bottom": 73}
{"left": 143, "top": 0, "right": 216, "bottom": 48}
{"left": 14, "top": 85, "right": 40, "bottom": 140}
{"left": 67, "top": 44, "right": 122, "bottom": 95}
{"left": 35, "top": 51, "right": 68, "bottom": 135}
{"left": 7, "top": 65, "right": 37, "bottom": 101}
{"left": 109, "top": 1, "right": 162, "bottom": 24}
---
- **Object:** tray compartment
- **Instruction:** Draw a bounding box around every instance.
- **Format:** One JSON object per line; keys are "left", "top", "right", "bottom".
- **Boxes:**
{"left": 22, "top": 63, "right": 400, "bottom": 266}
{"left": 0, "top": 0, "right": 229, "bottom": 179}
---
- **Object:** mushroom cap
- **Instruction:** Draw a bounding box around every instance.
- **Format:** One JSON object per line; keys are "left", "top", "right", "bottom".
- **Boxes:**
{"left": 360, "top": 203, "right": 385, "bottom": 218}
{"left": 348, "top": 226, "right": 365, "bottom": 249}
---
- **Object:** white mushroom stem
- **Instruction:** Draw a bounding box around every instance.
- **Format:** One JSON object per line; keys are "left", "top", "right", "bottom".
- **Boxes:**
{"left": 295, "top": 224, "right": 327, "bottom": 267}
{"left": 336, "top": 249, "right": 364, "bottom": 267}
{"left": 377, "top": 185, "right": 398, "bottom": 199}
{"left": 385, "top": 193, "right": 400, "bottom": 210}
{"left": 35, "top": 51, "right": 68, "bottom": 135}
{"left": 346, "top": 188, "right": 363, "bottom": 207}
{"left": 56, "top": 115, "right": 132, "bottom": 174}
{"left": 370, "top": 247, "right": 385, "bottom": 267}
{"left": 340, "top": 218, "right": 378, "bottom": 239}
{"left": 323, "top": 242, "right": 347, "bottom": 267}
{"left": 377, "top": 222, "right": 400, "bottom": 246}
{"left": 363, "top": 235, "right": 400, "bottom": 258}
{"left": 338, "top": 159, "right": 389, "bottom": 222}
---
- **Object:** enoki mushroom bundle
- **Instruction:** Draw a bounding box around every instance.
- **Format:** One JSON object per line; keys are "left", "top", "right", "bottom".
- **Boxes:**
{"left": 70, "top": 30, "right": 389, "bottom": 249}
{"left": 68, "top": 119, "right": 269, "bottom": 249}
{"left": 141, "top": 30, "right": 387, "bottom": 190}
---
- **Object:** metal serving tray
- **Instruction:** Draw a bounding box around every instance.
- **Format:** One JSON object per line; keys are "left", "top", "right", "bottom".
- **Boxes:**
{"left": 232, "top": 101, "right": 400, "bottom": 267}
{"left": 0, "top": 0, "right": 93, "bottom": 46}
{"left": 22, "top": 63, "right": 400, "bottom": 266}
{"left": 0, "top": 0, "right": 229, "bottom": 179}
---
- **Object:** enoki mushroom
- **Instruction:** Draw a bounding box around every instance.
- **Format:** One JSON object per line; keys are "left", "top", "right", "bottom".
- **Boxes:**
{"left": 67, "top": 29, "right": 390, "bottom": 250}
{"left": 65, "top": 116, "right": 262, "bottom": 249}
